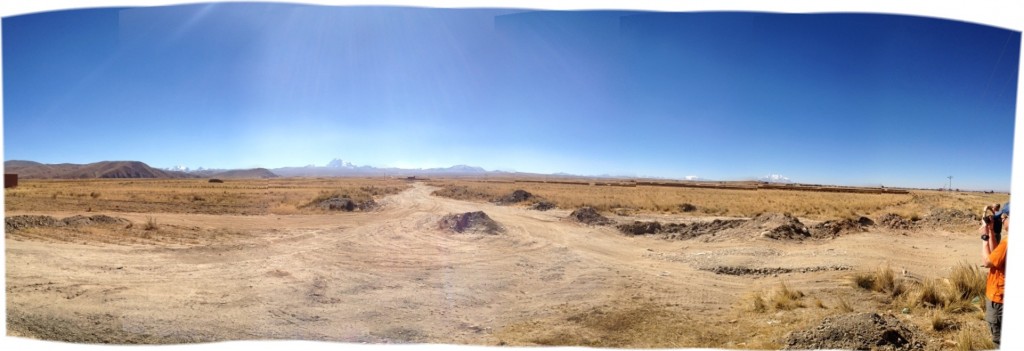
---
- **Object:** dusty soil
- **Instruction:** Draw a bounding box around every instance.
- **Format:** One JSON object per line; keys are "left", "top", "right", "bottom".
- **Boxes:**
{"left": 5, "top": 183, "right": 985, "bottom": 346}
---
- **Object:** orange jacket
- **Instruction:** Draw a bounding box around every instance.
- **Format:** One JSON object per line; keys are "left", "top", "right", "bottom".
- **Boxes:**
{"left": 986, "top": 237, "right": 1008, "bottom": 303}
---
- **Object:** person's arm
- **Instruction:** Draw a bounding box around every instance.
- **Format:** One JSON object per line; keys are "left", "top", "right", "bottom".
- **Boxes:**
{"left": 982, "top": 222, "right": 997, "bottom": 267}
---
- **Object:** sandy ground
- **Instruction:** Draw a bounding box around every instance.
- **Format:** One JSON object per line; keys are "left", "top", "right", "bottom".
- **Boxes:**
{"left": 5, "top": 183, "right": 980, "bottom": 345}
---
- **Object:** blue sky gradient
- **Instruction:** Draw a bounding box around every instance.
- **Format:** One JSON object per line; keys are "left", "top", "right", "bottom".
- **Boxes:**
{"left": 3, "top": 4, "right": 1019, "bottom": 190}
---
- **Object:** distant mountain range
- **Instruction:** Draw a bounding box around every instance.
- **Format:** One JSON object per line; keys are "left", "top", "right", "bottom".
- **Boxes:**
{"left": 4, "top": 160, "right": 192, "bottom": 179}
{"left": 3, "top": 160, "right": 277, "bottom": 179}
{"left": 272, "top": 163, "right": 487, "bottom": 177}
{"left": 2, "top": 160, "right": 498, "bottom": 179}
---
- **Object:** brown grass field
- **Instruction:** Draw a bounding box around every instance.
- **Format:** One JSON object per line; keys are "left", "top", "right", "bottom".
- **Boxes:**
{"left": 428, "top": 179, "right": 1004, "bottom": 223}
{"left": 4, "top": 178, "right": 1009, "bottom": 348}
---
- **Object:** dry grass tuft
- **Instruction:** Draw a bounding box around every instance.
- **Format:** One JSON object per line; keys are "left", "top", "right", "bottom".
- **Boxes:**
{"left": 750, "top": 291, "right": 768, "bottom": 313}
{"left": 930, "top": 312, "right": 960, "bottom": 332}
{"left": 851, "top": 272, "right": 876, "bottom": 290}
{"left": 954, "top": 324, "right": 996, "bottom": 351}
{"left": 748, "top": 282, "right": 807, "bottom": 312}
{"left": 836, "top": 297, "right": 854, "bottom": 313}
{"left": 850, "top": 266, "right": 908, "bottom": 298}
{"left": 948, "top": 261, "right": 986, "bottom": 301}
{"left": 144, "top": 217, "right": 159, "bottom": 231}
{"left": 916, "top": 278, "right": 950, "bottom": 308}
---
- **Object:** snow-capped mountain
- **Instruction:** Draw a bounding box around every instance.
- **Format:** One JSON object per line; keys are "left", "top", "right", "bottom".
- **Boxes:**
{"left": 326, "top": 158, "right": 356, "bottom": 168}
{"left": 761, "top": 174, "right": 792, "bottom": 183}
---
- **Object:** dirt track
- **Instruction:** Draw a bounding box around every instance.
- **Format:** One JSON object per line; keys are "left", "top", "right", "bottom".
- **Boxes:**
{"left": 5, "top": 183, "right": 980, "bottom": 345}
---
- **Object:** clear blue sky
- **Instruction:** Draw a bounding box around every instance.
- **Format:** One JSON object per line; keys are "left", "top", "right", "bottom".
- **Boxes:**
{"left": 2, "top": 4, "right": 1019, "bottom": 190}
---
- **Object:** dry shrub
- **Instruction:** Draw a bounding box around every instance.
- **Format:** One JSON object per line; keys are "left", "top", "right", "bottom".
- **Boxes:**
{"left": 749, "top": 282, "right": 806, "bottom": 312}
{"left": 948, "top": 261, "right": 986, "bottom": 301}
{"left": 750, "top": 291, "right": 768, "bottom": 313}
{"left": 836, "top": 297, "right": 854, "bottom": 313}
{"left": 930, "top": 312, "right": 960, "bottom": 332}
{"left": 852, "top": 272, "right": 876, "bottom": 290}
{"left": 943, "top": 299, "right": 979, "bottom": 314}
{"left": 954, "top": 324, "right": 995, "bottom": 351}
{"left": 916, "top": 278, "right": 950, "bottom": 308}
{"left": 144, "top": 217, "right": 159, "bottom": 231}
{"left": 850, "top": 266, "right": 907, "bottom": 298}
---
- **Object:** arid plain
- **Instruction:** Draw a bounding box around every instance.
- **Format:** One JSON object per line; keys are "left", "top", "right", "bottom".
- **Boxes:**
{"left": 4, "top": 178, "right": 1009, "bottom": 349}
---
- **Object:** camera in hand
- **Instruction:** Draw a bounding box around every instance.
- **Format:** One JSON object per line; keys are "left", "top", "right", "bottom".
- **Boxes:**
{"left": 981, "top": 234, "right": 990, "bottom": 241}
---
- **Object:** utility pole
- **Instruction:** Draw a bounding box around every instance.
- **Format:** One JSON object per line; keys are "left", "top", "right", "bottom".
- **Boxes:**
{"left": 947, "top": 176, "right": 953, "bottom": 191}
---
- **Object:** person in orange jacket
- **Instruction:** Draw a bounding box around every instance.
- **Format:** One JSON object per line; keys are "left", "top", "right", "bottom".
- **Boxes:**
{"left": 982, "top": 206, "right": 1008, "bottom": 347}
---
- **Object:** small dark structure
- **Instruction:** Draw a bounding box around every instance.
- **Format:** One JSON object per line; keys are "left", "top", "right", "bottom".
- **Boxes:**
{"left": 208, "top": 178, "right": 224, "bottom": 183}
{"left": 4, "top": 174, "right": 17, "bottom": 188}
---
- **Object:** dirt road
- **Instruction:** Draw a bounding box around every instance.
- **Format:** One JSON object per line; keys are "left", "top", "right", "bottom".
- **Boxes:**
{"left": 5, "top": 183, "right": 980, "bottom": 345}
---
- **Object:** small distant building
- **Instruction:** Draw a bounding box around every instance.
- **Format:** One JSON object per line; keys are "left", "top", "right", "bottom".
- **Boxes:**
{"left": 5, "top": 174, "right": 18, "bottom": 188}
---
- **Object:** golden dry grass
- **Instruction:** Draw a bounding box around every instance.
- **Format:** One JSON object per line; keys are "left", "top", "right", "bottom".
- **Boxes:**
{"left": 843, "top": 264, "right": 993, "bottom": 350}
{"left": 5, "top": 178, "right": 409, "bottom": 215}
{"left": 426, "top": 179, "right": 1006, "bottom": 220}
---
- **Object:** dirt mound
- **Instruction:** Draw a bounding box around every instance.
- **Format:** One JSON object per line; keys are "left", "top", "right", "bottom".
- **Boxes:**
{"left": 568, "top": 207, "right": 613, "bottom": 226}
{"left": 359, "top": 199, "right": 380, "bottom": 211}
{"left": 921, "top": 208, "right": 979, "bottom": 227}
{"left": 495, "top": 190, "right": 533, "bottom": 205}
{"left": 745, "top": 213, "right": 811, "bottom": 240}
{"left": 702, "top": 265, "right": 851, "bottom": 276}
{"left": 6, "top": 215, "right": 131, "bottom": 232}
{"left": 663, "top": 220, "right": 745, "bottom": 240}
{"left": 784, "top": 312, "right": 925, "bottom": 350}
{"left": 62, "top": 215, "right": 129, "bottom": 226}
{"left": 438, "top": 211, "right": 505, "bottom": 234}
{"left": 879, "top": 213, "right": 918, "bottom": 230}
{"left": 319, "top": 197, "right": 356, "bottom": 211}
{"left": 810, "top": 217, "right": 873, "bottom": 238}
{"left": 315, "top": 197, "right": 378, "bottom": 212}
{"left": 617, "top": 221, "right": 662, "bottom": 235}
{"left": 6, "top": 215, "right": 64, "bottom": 232}
{"left": 530, "top": 201, "right": 556, "bottom": 211}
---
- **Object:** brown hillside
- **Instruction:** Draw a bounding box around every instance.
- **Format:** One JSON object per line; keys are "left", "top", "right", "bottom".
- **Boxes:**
{"left": 4, "top": 160, "right": 194, "bottom": 179}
